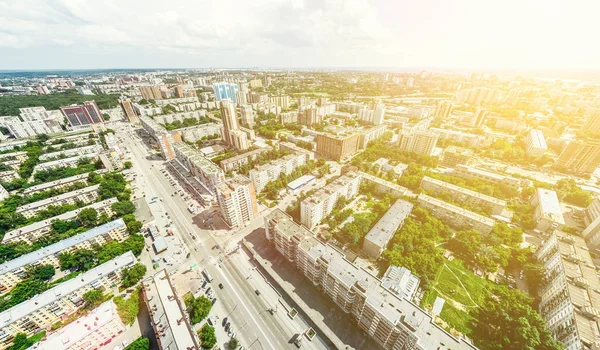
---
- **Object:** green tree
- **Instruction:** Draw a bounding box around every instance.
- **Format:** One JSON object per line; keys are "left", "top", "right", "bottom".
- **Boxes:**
{"left": 228, "top": 337, "right": 238, "bottom": 349}
{"left": 188, "top": 296, "right": 212, "bottom": 324}
{"left": 28, "top": 264, "right": 55, "bottom": 280}
{"left": 199, "top": 324, "right": 217, "bottom": 349}
{"left": 121, "top": 264, "right": 147, "bottom": 287}
{"left": 82, "top": 289, "right": 104, "bottom": 307}
{"left": 123, "top": 161, "right": 133, "bottom": 169}
{"left": 77, "top": 208, "right": 98, "bottom": 227}
{"left": 111, "top": 201, "right": 136, "bottom": 216}
{"left": 124, "top": 337, "right": 150, "bottom": 350}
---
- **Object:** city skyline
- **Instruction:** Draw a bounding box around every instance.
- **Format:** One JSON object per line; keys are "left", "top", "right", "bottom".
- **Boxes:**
{"left": 2, "top": 0, "right": 600, "bottom": 70}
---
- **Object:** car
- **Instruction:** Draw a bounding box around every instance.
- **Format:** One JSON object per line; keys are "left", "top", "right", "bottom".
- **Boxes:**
{"left": 222, "top": 317, "right": 228, "bottom": 327}
{"left": 207, "top": 317, "right": 215, "bottom": 326}
{"left": 212, "top": 298, "right": 217, "bottom": 305}
{"left": 218, "top": 283, "right": 224, "bottom": 289}
{"left": 255, "top": 289, "right": 261, "bottom": 296}
{"left": 225, "top": 322, "right": 231, "bottom": 331}
{"left": 228, "top": 328, "right": 232, "bottom": 336}
{"left": 231, "top": 333, "right": 236, "bottom": 339}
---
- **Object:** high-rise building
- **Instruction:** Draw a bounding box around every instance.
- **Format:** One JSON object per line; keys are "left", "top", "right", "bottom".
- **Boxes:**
{"left": 525, "top": 129, "right": 547, "bottom": 159}
{"left": 298, "top": 108, "right": 321, "bottom": 126}
{"left": 60, "top": 101, "right": 104, "bottom": 127}
{"left": 174, "top": 85, "right": 185, "bottom": 98}
{"left": 139, "top": 85, "right": 162, "bottom": 100}
{"left": 434, "top": 100, "right": 453, "bottom": 122}
{"left": 265, "top": 74, "right": 272, "bottom": 87}
{"left": 556, "top": 139, "right": 600, "bottom": 175}
{"left": 240, "top": 105, "right": 254, "bottom": 127}
{"left": 213, "top": 82, "right": 239, "bottom": 104}
{"left": 270, "top": 95, "right": 290, "bottom": 109}
{"left": 397, "top": 130, "right": 439, "bottom": 156}
{"left": 316, "top": 133, "right": 360, "bottom": 161}
{"left": 220, "top": 100, "right": 248, "bottom": 150}
{"left": 216, "top": 176, "right": 258, "bottom": 228}
{"left": 120, "top": 99, "right": 137, "bottom": 122}
{"left": 36, "top": 85, "right": 50, "bottom": 95}
{"left": 532, "top": 188, "right": 565, "bottom": 232}
{"left": 249, "top": 79, "right": 262, "bottom": 88}
{"left": 582, "top": 109, "right": 600, "bottom": 136}
{"left": 472, "top": 107, "right": 488, "bottom": 127}
{"left": 373, "top": 104, "right": 385, "bottom": 125}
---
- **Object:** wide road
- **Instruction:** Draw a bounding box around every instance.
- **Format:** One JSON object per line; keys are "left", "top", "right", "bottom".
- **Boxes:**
{"left": 116, "top": 124, "right": 329, "bottom": 350}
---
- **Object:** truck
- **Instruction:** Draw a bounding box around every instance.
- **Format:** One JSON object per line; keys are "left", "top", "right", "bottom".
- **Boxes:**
{"left": 202, "top": 269, "right": 214, "bottom": 282}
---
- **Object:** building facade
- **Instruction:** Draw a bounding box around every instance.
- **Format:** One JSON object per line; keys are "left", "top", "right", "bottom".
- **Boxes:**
{"left": 315, "top": 133, "right": 360, "bottom": 161}
{"left": 363, "top": 199, "right": 413, "bottom": 258}
{"left": 216, "top": 176, "right": 258, "bottom": 228}
{"left": 416, "top": 194, "right": 495, "bottom": 235}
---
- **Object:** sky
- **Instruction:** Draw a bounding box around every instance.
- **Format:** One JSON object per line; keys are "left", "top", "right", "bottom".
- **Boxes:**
{"left": 1, "top": 0, "right": 599, "bottom": 70}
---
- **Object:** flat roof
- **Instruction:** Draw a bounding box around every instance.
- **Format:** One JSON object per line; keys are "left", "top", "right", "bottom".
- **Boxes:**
{"left": 417, "top": 194, "right": 495, "bottom": 226}
{"left": 422, "top": 176, "right": 506, "bottom": 206}
{"left": 16, "top": 184, "right": 100, "bottom": 212}
{"left": 2, "top": 198, "right": 118, "bottom": 243}
{"left": 287, "top": 175, "right": 315, "bottom": 190}
{"left": 22, "top": 170, "right": 107, "bottom": 195}
{"left": 364, "top": 199, "right": 413, "bottom": 248}
{"left": 34, "top": 153, "right": 99, "bottom": 169}
{"left": 143, "top": 269, "right": 199, "bottom": 350}
{"left": 0, "top": 219, "right": 125, "bottom": 275}
{"left": 303, "top": 173, "right": 361, "bottom": 205}
{"left": 173, "top": 142, "right": 222, "bottom": 175}
{"left": 536, "top": 188, "right": 565, "bottom": 224}
{"left": 39, "top": 145, "right": 102, "bottom": 161}
{"left": 529, "top": 129, "right": 547, "bottom": 149}
{"left": 0, "top": 251, "right": 135, "bottom": 327}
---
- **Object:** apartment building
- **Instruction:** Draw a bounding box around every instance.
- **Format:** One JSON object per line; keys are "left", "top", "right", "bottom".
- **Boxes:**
{"left": 139, "top": 116, "right": 182, "bottom": 159}
{"left": 152, "top": 110, "right": 206, "bottom": 125}
{"left": 358, "top": 172, "right": 411, "bottom": 198}
{"left": 556, "top": 139, "right": 600, "bottom": 175}
{"left": 397, "top": 130, "right": 439, "bottom": 156}
{"left": 428, "top": 128, "right": 488, "bottom": 148}
{"left": 0, "top": 185, "right": 7, "bottom": 202}
{"left": 532, "top": 188, "right": 566, "bottom": 232}
{"left": 39, "top": 144, "right": 103, "bottom": 161}
{"left": 142, "top": 269, "right": 200, "bottom": 350}
{"left": 120, "top": 99, "right": 138, "bottom": 123}
{"left": 139, "top": 85, "right": 163, "bottom": 100}
{"left": 0, "top": 171, "right": 19, "bottom": 183}
{"left": 0, "top": 140, "right": 28, "bottom": 152}
{"left": 358, "top": 125, "right": 387, "bottom": 150}
{"left": 363, "top": 199, "right": 413, "bottom": 258}
{"left": 249, "top": 152, "right": 309, "bottom": 193}
{"left": 32, "top": 301, "right": 126, "bottom": 350}
{"left": 301, "top": 173, "right": 362, "bottom": 229}
{"left": 0, "top": 219, "right": 127, "bottom": 294}
{"left": 525, "top": 129, "right": 548, "bottom": 159}
{"left": 583, "top": 198, "right": 600, "bottom": 250}
{"left": 0, "top": 151, "right": 28, "bottom": 164}
{"left": 315, "top": 133, "right": 360, "bottom": 161}
{"left": 0, "top": 115, "right": 63, "bottom": 139}
{"left": 537, "top": 231, "right": 600, "bottom": 349}
{"left": 16, "top": 184, "right": 100, "bottom": 218}
{"left": 172, "top": 142, "right": 225, "bottom": 194}
{"left": 264, "top": 210, "right": 477, "bottom": 350}
{"left": 33, "top": 153, "right": 100, "bottom": 174}
{"left": 2, "top": 198, "right": 117, "bottom": 245}
{"left": 179, "top": 124, "right": 222, "bottom": 143}
{"left": 279, "top": 111, "right": 298, "bottom": 124}
{"left": 441, "top": 146, "right": 474, "bottom": 167}
{"left": 453, "top": 164, "right": 521, "bottom": 191}
{"left": 421, "top": 176, "right": 506, "bottom": 216}
{"left": 279, "top": 142, "right": 314, "bottom": 161}
{"left": 416, "top": 194, "right": 495, "bottom": 235}
{"left": 216, "top": 176, "right": 258, "bottom": 228}
{"left": 218, "top": 147, "right": 271, "bottom": 172}
{"left": 0, "top": 252, "right": 135, "bottom": 346}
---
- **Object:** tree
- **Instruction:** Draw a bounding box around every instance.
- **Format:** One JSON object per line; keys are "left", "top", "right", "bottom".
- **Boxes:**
{"left": 82, "top": 289, "right": 104, "bottom": 307}
{"left": 188, "top": 296, "right": 212, "bottom": 324}
{"left": 121, "top": 264, "right": 147, "bottom": 287}
{"left": 125, "top": 219, "right": 143, "bottom": 234}
{"left": 77, "top": 208, "right": 98, "bottom": 227}
{"left": 59, "top": 249, "right": 96, "bottom": 271}
{"left": 228, "top": 337, "right": 238, "bottom": 349}
{"left": 123, "top": 161, "right": 133, "bottom": 169}
{"left": 29, "top": 264, "right": 55, "bottom": 280}
{"left": 7, "top": 333, "right": 28, "bottom": 350}
{"left": 111, "top": 201, "right": 136, "bottom": 216}
{"left": 124, "top": 337, "right": 150, "bottom": 350}
{"left": 199, "top": 324, "right": 217, "bottom": 349}
{"left": 50, "top": 219, "right": 78, "bottom": 234}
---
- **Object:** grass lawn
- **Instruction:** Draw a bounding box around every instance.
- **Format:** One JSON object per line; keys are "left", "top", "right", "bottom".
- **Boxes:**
{"left": 421, "top": 259, "right": 496, "bottom": 337}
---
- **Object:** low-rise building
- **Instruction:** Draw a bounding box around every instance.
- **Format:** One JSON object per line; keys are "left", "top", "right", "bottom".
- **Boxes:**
{"left": 22, "top": 170, "right": 106, "bottom": 196}
{"left": 0, "top": 170, "right": 18, "bottom": 183}
{"left": 0, "top": 139, "right": 29, "bottom": 152}
{"left": 2, "top": 198, "right": 117, "bottom": 244}
{"left": 315, "top": 133, "right": 360, "bottom": 161}
{"left": 33, "top": 153, "right": 100, "bottom": 174}
{"left": 363, "top": 199, "right": 413, "bottom": 258}
{"left": 441, "top": 146, "right": 474, "bottom": 167}
{"left": 249, "top": 152, "right": 309, "bottom": 193}
{"left": 264, "top": 209, "right": 477, "bottom": 350}
{"left": 39, "top": 144, "right": 103, "bottom": 161}
{"left": 532, "top": 188, "right": 565, "bottom": 232}
{"left": 428, "top": 128, "right": 488, "bottom": 148}
{"left": 0, "top": 252, "right": 135, "bottom": 346}
{"left": 381, "top": 162, "right": 408, "bottom": 178}
{"left": 397, "top": 130, "right": 439, "bottom": 156}
{"left": 358, "top": 125, "right": 387, "bottom": 150}
{"left": 0, "top": 219, "right": 127, "bottom": 294}
{"left": 359, "top": 172, "right": 411, "bottom": 198}
{"left": 525, "top": 129, "right": 548, "bottom": 159}
{"left": 0, "top": 151, "right": 28, "bottom": 163}
{"left": 301, "top": 173, "right": 362, "bottom": 229}
{"left": 16, "top": 184, "right": 100, "bottom": 218}
{"left": 453, "top": 164, "right": 521, "bottom": 191}
{"left": 142, "top": 269, "right": 200, "bottom": 350}
{"left": 421, "top": 176, "right": 506, "bottom": 216}
{"left": 179, "top": 123, "right": 222, "bottom": 143}
{"left": 218, "top": 147, "right": 272, "bottom": 172}
{"left": 172, "top": 142, "right": 225, "bottom": 194}
{"left": 278, "top": 142, "right": 314, "bottom": 161}
{"left": 416, "top": 194, "right": 495, "bottom": 234}
{"left": 537, "top": 231, "right": 600, "bottom": 349}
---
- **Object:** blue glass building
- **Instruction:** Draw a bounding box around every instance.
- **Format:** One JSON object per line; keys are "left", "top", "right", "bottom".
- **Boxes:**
{"left": 212, "top": 82, "right": 239, "bottom": 104}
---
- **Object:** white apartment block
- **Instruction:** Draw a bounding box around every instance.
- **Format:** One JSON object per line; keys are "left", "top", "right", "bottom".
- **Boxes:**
{"left": 428, "top": 128, "right": 488, "bottom": 148}
{"left": 264, "top": 209, "right": 477, "bottom": 350}
{"left": 249, "top": 152, "right": 309, "bottom": 193}
{"left": 416, "top": 194, "right": 495, "bottom": 235}
{"left": 537, "top": 231, "right": 600, "bottom": 350}
{"left": 525, "top": 129, "right": 548, "bottom": 159}
{"left": 0, "top": 171, "right": 19, "bottom": 183}
{"left": 278, "top": 142, "right": 314, "bottom": 160}
{"left": 32, "top": 301, "right": 126, "bottom": 350}
{"left": 0, "top": 185, "right": 7, "bottom": 202}
{"left": 154, "top": 97, "right": 200, "bottom": 106}
{"left": 216, "top": 176, "right": 258, "bottom": 228}
{"left": 358, "top": 172, "right": 411, "bottom": 198}
{"left": 583, "top": 198, "right": 600, "bottom": 250}
{"left": 0, "top": 115, "right": 62, "bottom": 139}
{"left": 397, "top": 130, "right": 439, "bottom": 156}
{"left": 421, "top": 176, "right": 507, "bottom": 216}
{"left": 0, "top": 140, "right": 28, "bottom": 152}
{"left": 301, "top": 172, "right": 362, "bottom": 229}
{"left": 0, "top": 219, "right": 127, "bottom": 294}
{"left": 453, "top": 164, "right": 521, "bottom": 191}
{"left": 358, "top": 125, "right": 387, "bottom": 150}
{"left": 142, "top": 269, "right": 200, "bottom": 350}
{"left": 532, "top": 188, "right": 565, "bottom": 232}
{"left": 179, "top": 123, "right": 222, "bottom": 143}
{"left": 2, "top": 198, "right": 118, "bottom": 245}
{"left": 0, "top": 252, "right": 135, "bottom": 346}
{"left": 46, "top": 132, "right": 93, "bottom": 145}
{"left": 0, "top": 152, "right": 28, "bottom": 164}
{"left": 363, "top": 199, "right": 413, "bottom": 258}
{"left": 16, "top": 184, "right": 100, "bottom": 218}
{"left": 172, "top": 142, "right": 225, "bottom": 194}
{"left": 33, "top": 153, "right": 100, "bottom": 174}
{"left": 39, "top": 144, "right": 103, "bottom": 161}
{"left": 151, "top": 110, "right": 206, "bottom": 125}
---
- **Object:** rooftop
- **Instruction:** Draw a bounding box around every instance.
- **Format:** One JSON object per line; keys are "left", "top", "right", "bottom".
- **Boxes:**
{"left": 303, "top": 173, "right": 361, "bottom": 205}
{"left": 16, "top": 184, "right": 100, "bottom": 212}
{"left": 0, "top": 219, "right": 125, "bottom": 275}
{"left": 364, "top": 199, "right": 413, "bottom": 248}
{"left": 39, "top": 145, "right": 103, "bottom": 161}
{"left": 22, "top": 170, "right": 107, "bottom": 195}
{"left": 0, "top": 251, "right": 135, "bottom": 327}
{"left": 34, "top": 153, "right": 99, "bottom": 170}
{"left": 536, "top": 188, "right": 565, "bottom": 225}
{"left": 417, "top": 194, "right": 496, "bottom": 226}
{"left": 173, "top": 142, "right": 222, "bottom": 175}
{"left": 422, "top": 176, "right": 506, "bottom": 206}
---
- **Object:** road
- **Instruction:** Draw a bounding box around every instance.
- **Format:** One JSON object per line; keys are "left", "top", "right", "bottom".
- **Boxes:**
{"left": 116, "top": 123, "right": 329, "bottom": 350}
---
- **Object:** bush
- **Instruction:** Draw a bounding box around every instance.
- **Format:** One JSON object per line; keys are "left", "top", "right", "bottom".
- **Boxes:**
{"left": 199, "top": 324, "right": 217, "bottom": 349}
{"left": 188, "top": 296, "right": 212, "bottom": 324}
{"left": 114, "top": 288, "right": 141, "bottom": 325}
{"left": 124, "top": 337, "right": 150, "bottom": 350}
{"left": 121, "top": 264, "right": 147, "bottom": 288}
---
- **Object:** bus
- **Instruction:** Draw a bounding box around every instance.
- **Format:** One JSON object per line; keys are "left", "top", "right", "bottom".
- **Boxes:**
{"left": 202, "top": 269, "right": 214, "bottom": 282}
